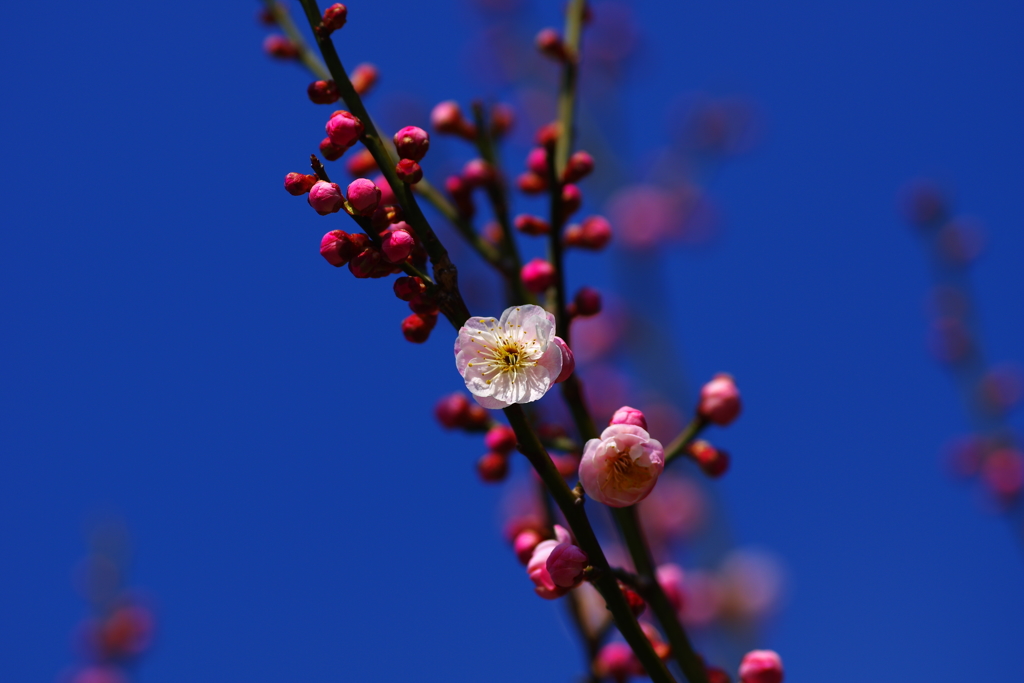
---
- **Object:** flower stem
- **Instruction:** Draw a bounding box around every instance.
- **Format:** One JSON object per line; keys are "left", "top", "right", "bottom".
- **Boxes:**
{"left": 504, "top": 405, "right": 677, "bottom": 683}
{"left": 412, "top": 179, "right": 508, "bottom": 272}
{"left": 611, "top": 505, "right": 710, "bottom": 683}
{"left": 297, "top": 0, "right": 470, "bottom": 327}
{"left": 663, "top": 416, "right": 708, "bottom": 466}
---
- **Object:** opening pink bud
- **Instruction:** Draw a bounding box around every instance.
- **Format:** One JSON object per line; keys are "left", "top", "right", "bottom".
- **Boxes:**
{"left": 579, "top": 424, "right": 665, "bottom": 507}
{"left": 526, "top": 538, "right": 569, "bottom": 600}
{"left": 319, "top": 137, "right": 344, "bottom": 161}
{"left": 546, "top": 542, "right": 588, "bottom": 587}
{"left": 319, "top": 230, "right": 353, "bottom": 267}
{"left": 307, "top": 80, "right": 339, "bottom": 105}
{"left": 263, "top": 35, "right": 298, "bottom": 59}
{"left": 739, "top": 650, "right": 783, "bottom": 683}
{"left": 535, "top": 27, "right": 569, "bottom": 61}
{"left": 563, "top": 150, "right": 595, "bottom": 182}
{"left": 346, "top": 178, "right": 381, "bottom": 216}
{"left": 561, "top": 183, "right": 582, "bottom": 216}
{"left": 393, "top": 276, "right": 424, "bottom": 302}
{"left": 477, "top": 452, "right": 509, "bottom": 483}
{"left": 484, "top": 424, "right": 517, "bottom": 454}
{"left": 514, "top": 214, "right": 550, "bottom": 235}
{"left": 698, "top": 373, "right": 742, "bottom": 426}
{"left": 320, "top": 3, "right": 347, "bottom": 33}
{"left": 284, "top": 172, "right": 317, "bottom": 196}
{"left": 688, "top": 440, "right": 730, "bottom": 478}
{"left": 307, "top": 180, "right": 344, "bottom": 215}
{"left": 381, "top": 229, "right": 414, "bottom": 263}
{"left": 552, "top": 336, "right": 574, "bottom": 383}
{"left": 573, "top": 287, "right": 602, "bottom": 317}
{"left": 462, "top": 158, "right": 495, "bottom": 187}
{"left": 326, "top": 110, "right": 364, "bottom": 148}
{"left": 350, "top": 63, "right": 377, "bottom": 95}
{"left": 395, "top": 159, "right": 423, "bottom": 184}
{"left": 513, "top": 529, "right": 543, "bottom": 565}
{"left": 431, "top": 100, "right": 466, "bottom": 135}
{"left": 346, "top": 148, "right": 378, "bottom": 176}
{"left": 401, "top": 312, "right": 437, "bottom": 343}
{"left": 393, "top": 126, "right": 430, "bottom": 161}
{"left": 610, "top": 406, "right": 648, "bottom": 431}
{"left": 521, "top": 258, "right": 556, "bottom": 293}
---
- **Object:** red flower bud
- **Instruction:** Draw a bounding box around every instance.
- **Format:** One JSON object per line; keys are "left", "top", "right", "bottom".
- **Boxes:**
{"left": 477, "top": 453, "right": 509, "bottom": 483}
{"left": 688, "top": 440, "right": 730, "bottom": 478}
{"left": 514, "top": 214, "right": 550, "bottom": 236}
{"left": 284, "top": 172, "right": 317, "bottom": 196}
{"left": 395, "top": 159, "right": 423, "bottom": 184}
{"left": 263, "top": 35, "right": 298, "bottom": 59}
{"left": 319, "top": 230, "right": 353, "bottom": 267}
{"left": 320, "top": 3, "right": 348, "bottom": 34}
{"left": 346, "top": 148, "right": 378, "bottom": 176}
{"left": 319, "top": 137, "right": 345, "bottom": 161}
{"left": 402, "top": 312, "right": 437, "bottom": 343}
{"left": 573, "top": 287, "right": 602, "bottom": 317}
{"left": 350, "top": 63, "right": 378, "bottom": 95}
{"left": 517, "top": 172, "right": 547, "bottom": 195}
{"left": 535, "top": 28, "right": 569, "bottom": 62}
{"left": 563, "top": 150, "right": 594, "bottom": 183}
{"left": 393, "top": 276, "right": 424, "bottom": 301}
{"left": 307, "top": 80, "right": 339, "bottom": 105}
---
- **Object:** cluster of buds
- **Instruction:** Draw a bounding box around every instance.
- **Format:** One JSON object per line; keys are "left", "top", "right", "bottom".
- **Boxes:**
{"left": 593, "top": 624, "right": 672, "bottom": 683}
{"left": 393, "top": 126, "right": 429, "bottom": 184}
{"left": 320, "top": 110, "right": 365, "bottom": 161}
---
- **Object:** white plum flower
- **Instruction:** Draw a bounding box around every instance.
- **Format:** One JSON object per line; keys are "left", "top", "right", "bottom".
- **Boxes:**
{"left": 455, "top": 304, "right": 569, "bottom": 409}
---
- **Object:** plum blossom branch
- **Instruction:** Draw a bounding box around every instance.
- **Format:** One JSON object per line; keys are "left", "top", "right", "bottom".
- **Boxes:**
{"left": 261, "top": 0, "right": 330, "bottom": 80}
{"left": 663, "top": 416, "right": 709, "bottom": 466}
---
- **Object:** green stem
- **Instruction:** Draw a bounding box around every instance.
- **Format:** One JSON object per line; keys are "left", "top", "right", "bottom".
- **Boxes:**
{"left": 663, "top": 416, "right": 708, "bottom": 466}
{"left": 261, "top": 0, "right": 330, "bottom": 80}
{"left": 412, "top": 179, "right": 506, "bottom": 271}
{"left": 504, "top": 405, "right": 676, "bottom": 683}
{"left": 611, "top": 506, "right": 709, "bottom": 683}
{"left": 297, "top": 0, "right": 470, "bottom": 327}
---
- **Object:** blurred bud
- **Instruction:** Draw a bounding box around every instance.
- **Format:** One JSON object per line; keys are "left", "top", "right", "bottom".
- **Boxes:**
{"left": 573, "top": 287, "right": 602, "bottom": 317}
{"left": 536, "top": 121, "right": 560, "bottom": 148}
{"left": 484, "top": 424, "right": 517, "bottom": 454}
{"left": 689, "top": 440, "right": 730, "bottom": 478}
{"left": 656, "top": 563, "right": 686, "bottom": 613}
{"left": 263, "top": 35, "right": 298, "bottom": 59}
{"left": 639, "top": 621, "right": 672, "bottom": 661}
{"left": 435, "top": 393, "right": 471, "bottom": 429}
{"left": 739, "top": 650, "right": 783, "bottom": 683}
{"left": 982, "top": 448, "right": 1024, "bottom": 500}
{"left": 706, "top": 666, "right": 732, "bottom": 683}
{"left": 978, "top": 364, "right": 1024, "bottom": 415}
{"left": 936, "top": 218, "right": 985, "bottom": 267}
{"left": 561, "top": 183, "right": 582, "bottom": 216}
{"left": 594, "top": 642, "right": 637, "bottom": 683}
{"left": 350, "top": 63, "right": 378, "bottom": 95}
{"left": 477, "top": 452, "right": 509, "bottom": 482}
{"left": 698, "top": 374, "right": 742, "bottom": 426}
{"left": 431, "top": 100, "right": 475, "bottom": 138}
{"left": 535, "top": 27, "right": 569, "bottom": 61}
{"left": 514, "top": 214, "right": 550, "bottom": 236}
{"left": 490, "top": 103, "right": 515, "bottom": 137}
{"left": 513, "top": 529, "right": 543, "bottom": 565}
{"left": 928, "top": 317, "right": 972, "bottom": 364}
{"left": 620, "top": 581, "right": 646, "bottom": 617}
{"left": 566, "top": 215, "right": 613, "bottom": 250}
{"left": 307, "top": 80, "right": 339, "bottom": 105}
{"left": 563, "top": 150, "right": 594, "bottom": 183}
{"left": 284, "top": 172, "right": 317, "bottom": 196}
{"left": 521, "top": 258, "right": 556, "bottom": 293}
{"left": 462, "top": 159, "right": 496, "bottom": 187}
{"left": 307, "top": 181, "right": 344, "bottom": 215}
{"left": 526, "top": 148, "right": 549, "bottom": 176}
{"left": 901, "top": 180, "right": 948, "bottom": 228}
{"left": 346, "top": 148, "right": 378, "bottom": 176}
{"left": 517, "top": 172, "right": 547, "bottom": 194}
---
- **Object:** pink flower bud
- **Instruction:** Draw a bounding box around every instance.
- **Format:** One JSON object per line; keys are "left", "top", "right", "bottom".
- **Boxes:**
{"left": 401, "top": 312, "right": 437, "bottom": 343}
{"left": 393, "top": 126, "right": 430, "bottom": 161}
{"left": 535, "top": 121, "right": 561, "bottom": 148}
{"left": 307, "top": 80, "right": 339, "bottom": 105}
{"left": 526, "top": 527, "right": 572, "bottom": 599}
{"left": 477, "top": 452, "right": 509, "bottom": 482}
{"left": 699, "top": 373, "right": 742, "bottom": 425}
{"left": 573, "top": 286, "right": 602, "bottom": 317}
{"left": 372, "top": 173, "right": 397, "bottom": 205}
{"left": 345, "top": 178, "right": 381, "bottom": 216}
{"left": 490, "top": 103, "right": 514, "bottom": 137}
{"left": 535, "top": 27, "right": 569, "bottom": 61}
{"left": 579, "top": 424, "right": 665, "bottom": 507}
{"left": 350, "top": 63, "right": 377, "bottom": 95}
{"left": 610, "top": 406, "right": 648, "bottom": 431}
{"left": 380, "top": 229, "right": 414, "bottom": 263}
{"left": 514, "top": 214, "right": 550, "bottom": 235}
{"left": 395, "top": 159, "right": 423, "bottom": 184}
{"left": 465, "top": 403, "right": 491, "bottom": 431}
{"left": 563, "top": 150, "right": 594, "bottom": 182}
{"left": 521, "top": 258, "right": 556, "bottom": 293}
{"left": 561, "top": 183, "right": 582, "bottom": 216}
{"left": 981, "top": 448, "right": 1024, "bottom": 499}
{"left": 594, "top": 642, "right": 637, "bottom": 683}
{"left": 307, "top": 180, "right": 344, "bottom": 215}
{"left": 346, "top": 148, "right": 378, "bottom": 176}
{"left": 567, "top": 215, "right": 612, "bottom": 250}
{"left": 431, "top": 100, "right": 466, "bottom": 135}
{"left": 552, "top": 336, "right": 574, "bottom": 383}
{"left": 319, "top": 137, "right": 345, "bottom": 161}
{"left": 393, "top": 276, "right": 424, "bottom": 301}
{"left": 320, "top": 230, "right": 354, "bottom": 267}
{"left": 263, "top": 35, "right": 298, "bottom": 59}
{"left": 656, "top": 563, "right": 686, "bottom": 613}
{"left": 739, "top": 650, "right": 783, "bottom": 683}
{"left": 484, "top": 424, "right": 517, "bottom": 454}
{"left": 546, "top": 542, "right": 588, "bottom": 587}
{"left": 326, "top": 110, "right": 364, "bottom": 148}
{"left": 320, "top": 3, "right": 347, "bottom": 33}
{"left": 284, "top": 172, "right": 317, "bottom": 196}
{"left": 689, "top": 440, "right": 730, "bottom": 477}
{"left": 435, "top": 393, "right": 471, "bottom": 429}
{"left": 513, "top": 529, "right": 543, "bottom": 565}
{"left": 707, "top": 666, "right": 732, "bottom": 683}
{"left": 639, "top": 621, "right": 671, "bottom": 661}
{"left": 526, "top": 148, "right": 549, "bottom": 176}
{"left": 517, "top": 172, "right": 547, "bottom": 194}
{"left": 462, "top": 158, "right": 496, "bottom": 187}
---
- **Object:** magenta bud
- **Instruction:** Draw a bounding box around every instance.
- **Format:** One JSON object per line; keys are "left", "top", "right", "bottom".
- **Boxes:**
{"left": 484, "top": 424, "right": 517, "bottom": 454}
{"left": 381, "top": 229, "right": 415, "bottom": 263}
{"left": 402, "top": 312, "right": 437, "bottom": 343}
{"left": 739, "top": 650, "right": 784, "bottom": 683}
{"left": 319, "top": 137, "right": 345, "bottom": 161}
{"left": 514, "top": 214, "right": 550, "bottom": 236}
{"left": 307, "top": 80, "right": 339, "bottom": 105}
{"left": 393, "top": 126, "right": 430, "bottom": 161}
{"left": 326, "top": 110, "right": 364, "bottom": 148}
{"left": 535, "top": 27, "right": 569, "bottom": 61}
{"left": 594, "top": 643, "right": 637, "bottom": 683}
{"left": 563, "top": 150, "right": 594, "bottom": 182}
{"left": 573, "top": 287, "right": 602, "bottom": 317}
{"left": 393, "top": 276, "right": 424, "bottom": 301}
{"left": 395, "top": 159, "right": 423, "bottom": 184}
{"left": 517, "top": 172, "right": 547, "bottom": 194}
{"left": 431, "top": 100, "right": 465, "bottom": 135}
{"left": 536, "top": 121, "right": 561, "bottom": 147}
{"left": 513, "top": 530, "right": 543, "bottom": 565}
{"left": 350, "top": 62, "right": 377, "bottom": 95}
{"left": 561, "top": 183, "right": 582, "bottom": 216}
{"left": 546, "top": 542, "right": 589, "bottom": 588}
{"left": 263, "top": 35, "right": 298, "bottom": 59}
{"left": 610, "top": 406, "right": 648, "bottom": 431}
{"left": 462, "top": 158, "right": 496, "bottom": 187}
{"left": 307, "top": 180, "right": 344, "bottom": 215}
{"left": 521, "top": 258, "right": 556, "bottom": 293}
{"left": 477, "top": 452, "right": 509, "bottom": 482}
{"left": 346, "top": 178, "right": 381, "bottom": 216}
{"left": 656, "top": 563, "right": 686, "bottom": 613}
{"left": 284, "top": 172, "right": 317, "bottom": 196}
{"left": 320, "top": 230, "right": 353, "bottom": 267}
{"left": 435, "top": 393, "right": 471, "bottom": 429}
{"left": 552, "top": 336, "right": 574, "bottom": 383}
{"left": 320, "top": 3, "right": 347, "bottom": 33}
{"left": 698, "top": 373, "right": 742, "bottom": 425}
{"left": 526, "top": 147, "right": 549, "bottom": 176}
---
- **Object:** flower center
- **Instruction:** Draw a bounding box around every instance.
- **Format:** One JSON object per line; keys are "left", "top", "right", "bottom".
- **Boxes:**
{"left": 602, "top": 448, "right": 651, "bottom": 491}
{"left": 465, "top": 318, "right": 542, "bottom": 386}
